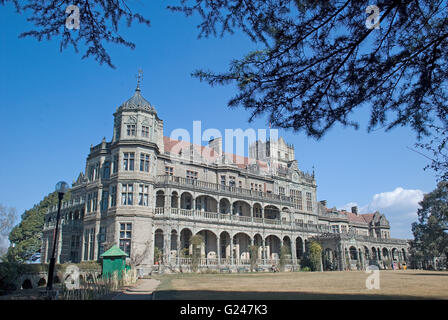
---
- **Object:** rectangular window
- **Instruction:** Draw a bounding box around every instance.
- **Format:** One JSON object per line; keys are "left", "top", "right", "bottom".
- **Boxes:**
{"left": 83, "top": 232, "right": 89, "bottom": 260}
{"left": 139, "top": 184, "right": 149, "bottom": 206}
{"left": 290, "top": 190, "right": 303, "bottom": 210}
{"left": 127, "top": 124, "right": 136, "bottom": 136}
{"left": 121, "top": 184, "right": 133, "bottom": 205}
{"left": 229, "top": 176, "right": 236, "bottom": 187}
{"left": 88, "top": 165, "right": 94, "bottom": 181}
{"left": 306, "top": 192, "right": 313, "bottom": 211}
{"left": 98, "top": 227, "right": 107, "bottom": 258}
{"left": 119, "top": 223, "right": 132, "bottom": 256}
{"left": 165, "top": 166, "right": 174, "bottom": 176}
{"left": 279, "top": 187, "right": 285, "bottom": 195}
{"left": 102, "top": 161, "right": 110, "bottom": 179}
{"left": 140, "top": 153, "right": 150, "bottom": 172}
{"left": 94, "top": 162, "right": 100, "bottom": 180}
{"left": 332, "top": 225, "right": 340, "bottom": 234}
{"left": 123, "top": 152, "right": 135, "bottom": 171}
{"left": 186, "top": 170, "right": 198, "bottom": 182}
{"left": 89, "top": 228, "right": 95, "bottom": 260}
{"left": 101, "top": 190, "right": 109, "bottom": 213}
{"left": 221, "top": 175, "right": 226, "bottom": 186}
{"left": 92, "top": 192, "right": 98, "bottom": 212}
{"left": 86, "top": 193, "right": 92, "bottom": 213}
{"left": 110, "top": 185, "right": 117, "bottom": 207}
{"left": 112, "top": 154, "right": 118, "bottom": 173}
{"left": 141, "top": 126, "right": 149, "bottom": 137}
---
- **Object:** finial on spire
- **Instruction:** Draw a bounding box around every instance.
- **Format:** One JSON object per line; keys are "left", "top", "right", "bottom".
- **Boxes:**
{"left": 136, "top": 69, "right": 143, "bottom": 91}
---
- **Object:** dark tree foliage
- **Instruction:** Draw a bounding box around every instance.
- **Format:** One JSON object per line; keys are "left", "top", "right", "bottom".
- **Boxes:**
{"left": 412, "top": 181, "right": 448, "bottom": 265}
{"left": 7, "top": 190, "right": 71, "bottom": 263}
{"left": 170, "top": 0, "right": 448, "bottom": 179}
{"left": 0, "top": 0, "right": 150, "bottom": 68}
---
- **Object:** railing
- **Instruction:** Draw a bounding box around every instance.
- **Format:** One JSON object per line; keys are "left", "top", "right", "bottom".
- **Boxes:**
{"left": 319, "top": 212, "right": 349, "bottom": 221}
{"left": 317, "top": 232, "right": 408, "bottom": 245}
{"left": 169, "top": 257, "right": 287, "bottom": 266}
{"left": 48, "top": 198, "right": 86, "bottom": 214}
{"left": 154, "top": 207, "right": 332, "bottom": 232}
{"left": 156, "top": 175, "right": 295, "bottom": 204}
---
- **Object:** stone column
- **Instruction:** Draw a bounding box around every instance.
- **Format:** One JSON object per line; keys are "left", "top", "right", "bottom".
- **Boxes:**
{"left": 230, "top": 235, "right": 234, "bottom": 265}
{"left": 338, "top": 243, "right": 345, "bottom": 271}
{"left": 262, "top": 238, "right": 266, "bottom": 262}
{"left": 217, "top": 236, "right": 221, "bottom": 265}
{"left": 165, "top": 193, "right": 171, "bottom": 214}
{"left": 166, "top": 230, "right": 171, "bottom": 264}
{"left": 291, "top": 238, "right": 297, "bottom": 266}
{"left": 176, "top": 232, "right": 180, "bottom": 265}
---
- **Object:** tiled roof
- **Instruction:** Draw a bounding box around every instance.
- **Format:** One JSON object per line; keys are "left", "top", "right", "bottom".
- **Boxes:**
{"left": 361, "top": 213, "right": 375, "bottom": 224}
{"left": 163, "top": 136, "right": 269, "bottom": 170}
{"left": 324, "top": 208, "right": 377, "bottom": 226}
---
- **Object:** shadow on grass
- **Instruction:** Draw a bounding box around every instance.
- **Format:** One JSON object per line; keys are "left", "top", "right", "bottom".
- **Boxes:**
{"left": 406, "top": 272, "right": 448, "bottom": 276}
{"left": 153, "top": 290, "right": 437, "bottom": 300}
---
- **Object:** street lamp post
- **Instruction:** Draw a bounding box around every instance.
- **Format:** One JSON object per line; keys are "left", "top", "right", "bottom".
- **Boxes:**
{"left": 46, "top": 181, "right": 69, "bottom": 293}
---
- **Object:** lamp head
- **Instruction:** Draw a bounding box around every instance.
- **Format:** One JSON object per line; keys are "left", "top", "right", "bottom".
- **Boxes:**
{"left": 55, "top": 181, "right": 69, "bottom": 195}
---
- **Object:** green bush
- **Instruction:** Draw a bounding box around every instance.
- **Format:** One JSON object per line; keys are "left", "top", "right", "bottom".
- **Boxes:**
{"left": 301, "top": 266, "right": 311, "bottom": 272}
{"left": 0, "top": 261, "right": 25, "bottom": 295}
{"left": 190, "top": 234, "right": 204, "bottom": 272}
{"left": 302, "top": 240, "right": 322, "bottom": 271}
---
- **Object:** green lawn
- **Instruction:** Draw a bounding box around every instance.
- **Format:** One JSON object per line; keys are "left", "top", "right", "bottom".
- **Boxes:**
{"left": 152, "top": 270, "right": 448, "bottom": 300}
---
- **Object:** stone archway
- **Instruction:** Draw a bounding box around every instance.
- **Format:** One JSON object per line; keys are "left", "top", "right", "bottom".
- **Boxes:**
{"left": 154, "top": 229, "right": 164, "bottom": 263}
{"left": 156, "top": 190, "right": 165, "bottom": 207}
{"left": 323, "top": 248, "right": 336, "bottom": 271}
{"left": 180, "top": 228, "right": 193, "bottom": 256}
{"left": 196, "top": 229, "right": 218, "bottom": 264}
{"left": 21, "top": 279, "right": 33, "bottom": 290}
{"left": 296, "top": 237, "right": 304, "bottom": 260}
{"left": 180, "top": 192, "right": 193, "bottom": 210}
{"left": 234, "top": 232, "right": 252, "bottom": 263}
{"left": 266, "top": 235, "right": 281, "bottom": 261}
{"left": 219, "top": 231, "right": 231, "bottom": 262}
{"left": 219, "top": 198, "right": 231, "bottom": 214}
{"left": 233, "top": 201, "right": 251, "bottom": 217}
{"left": 171, "top": 191, "right": 179, "bottom": 208}
{"left": 264, "top": 205, "right": 280, "bottom": 220}
{"left": 196, "top": 195, "right": 218, "bottom": 212}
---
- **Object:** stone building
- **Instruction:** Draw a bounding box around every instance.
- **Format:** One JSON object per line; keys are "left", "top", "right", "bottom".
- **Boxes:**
{"left": 41, "top": 83, "right": 409, "bottom": 273}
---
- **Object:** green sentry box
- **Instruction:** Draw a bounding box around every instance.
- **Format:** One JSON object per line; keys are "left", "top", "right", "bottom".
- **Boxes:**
{"left": 100, "top": 245, "right": 128, "bottom": 279}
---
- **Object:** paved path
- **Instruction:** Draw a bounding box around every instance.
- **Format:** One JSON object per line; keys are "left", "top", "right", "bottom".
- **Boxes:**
{"left": 112, "top": 278, "right": 161, "bottom": 300}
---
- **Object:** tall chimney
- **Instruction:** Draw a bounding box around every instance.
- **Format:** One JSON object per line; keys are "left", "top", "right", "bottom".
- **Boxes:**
{"left": 351, "top": 206, "right": 358, "bottom": 215}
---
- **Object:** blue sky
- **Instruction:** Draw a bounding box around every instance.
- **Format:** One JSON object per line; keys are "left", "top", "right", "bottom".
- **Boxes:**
{"left": 0, "top": 2, "right": 437, "bottom": 239}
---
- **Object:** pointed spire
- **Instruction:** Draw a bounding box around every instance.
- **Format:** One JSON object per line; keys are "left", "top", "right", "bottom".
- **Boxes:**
{"left": 136, "top": 69, "right": 143, "bottom": 92}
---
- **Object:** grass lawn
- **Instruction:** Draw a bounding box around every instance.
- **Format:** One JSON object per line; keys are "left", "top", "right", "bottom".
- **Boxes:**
{"left": 152, "top": 270, "right": 448, "bottom": 300}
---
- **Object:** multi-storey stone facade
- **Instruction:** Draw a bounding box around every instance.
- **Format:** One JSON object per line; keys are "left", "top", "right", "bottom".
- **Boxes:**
{"left": 42, "top": 84, "right": 409, "bottom": 273}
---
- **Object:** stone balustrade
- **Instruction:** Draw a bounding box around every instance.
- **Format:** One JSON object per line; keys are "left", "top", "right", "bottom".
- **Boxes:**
{"left": 156, "top": 175, "right": 295, "bottom": 205}
{"left": 154, "top": 207, "right": 330, "bottom": 233}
